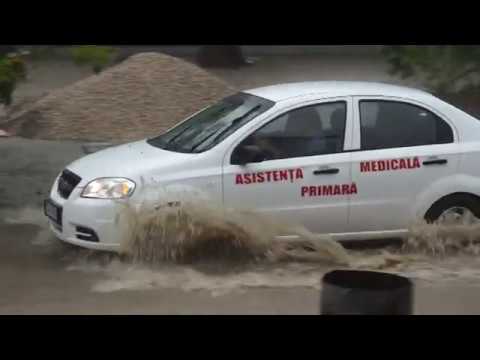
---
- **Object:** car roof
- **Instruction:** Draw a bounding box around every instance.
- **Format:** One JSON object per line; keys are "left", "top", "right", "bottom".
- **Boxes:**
{"left": 244, "top": 81, "right": 433, "bottom": 102}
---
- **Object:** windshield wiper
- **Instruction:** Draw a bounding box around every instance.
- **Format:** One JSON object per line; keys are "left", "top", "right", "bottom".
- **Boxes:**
{"left": 162, "top": 124, "right": 196, "bottom": 150}
{"left": 190, "top": 118, "right": 243, "bottom": 153}
{"left": 189, "top": 105, "right": 262, "bottom": 153}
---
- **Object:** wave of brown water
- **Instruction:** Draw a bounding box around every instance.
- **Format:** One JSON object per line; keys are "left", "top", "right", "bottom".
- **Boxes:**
{"left": 67, "top": 186, "right": 480, "bottom": 295}
{"left": 405, "top": 219, "right": 480, "bottom": 256}
{"left": 8, "top": 187, "right": 480, "bottom": 295}
{"left": 116, "top": 188, "right": 351, "bottom": 266}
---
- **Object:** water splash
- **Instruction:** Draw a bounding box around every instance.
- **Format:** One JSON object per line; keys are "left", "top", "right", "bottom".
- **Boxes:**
{"left": 115, "top": 184, "right": 351, "bottom": 266}
{"left": 18, "top": 184, "right": 477, "bottom": 295}
{"left": 1, "top": 206, "right": 54, "bottom": 247}
{"left": 85, "top": 261, "right": 324, "bottom": 297}
{"left": 404, "top": 220, "right": 480, "bottom": 256}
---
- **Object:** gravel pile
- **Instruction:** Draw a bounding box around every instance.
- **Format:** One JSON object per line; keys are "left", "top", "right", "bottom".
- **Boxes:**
{"left": 6, "top": 53, "right": 236, "bottom": 142}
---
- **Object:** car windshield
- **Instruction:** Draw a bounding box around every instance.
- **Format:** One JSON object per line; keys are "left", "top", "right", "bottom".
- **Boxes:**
{"left": 147, "top": 92, "right": 275, "bottom": 153}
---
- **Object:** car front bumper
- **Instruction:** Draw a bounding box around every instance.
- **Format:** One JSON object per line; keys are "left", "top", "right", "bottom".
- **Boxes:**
{"left": 45, "top": 181, "right": 129, "bottom": 253}
{"left": 49, "top": 222, "right": 122, "bottom": 252}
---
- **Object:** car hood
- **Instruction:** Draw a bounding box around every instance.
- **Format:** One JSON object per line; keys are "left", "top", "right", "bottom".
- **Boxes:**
{"left": 65, "top": 140, "right": 196, "bottom": 186}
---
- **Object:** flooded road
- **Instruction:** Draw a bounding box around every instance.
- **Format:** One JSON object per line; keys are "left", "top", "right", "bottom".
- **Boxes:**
{"left": 3, "top": 202, "right": 480, "bottom": 314}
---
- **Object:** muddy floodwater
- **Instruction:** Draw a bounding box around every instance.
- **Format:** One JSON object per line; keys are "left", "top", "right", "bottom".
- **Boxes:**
{"left": 3, "top": 203, "right": 480, "bottom": 315}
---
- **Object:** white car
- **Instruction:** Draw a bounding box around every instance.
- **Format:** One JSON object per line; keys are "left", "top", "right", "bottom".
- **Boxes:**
{"left": 44, "top": 81, "right": 480, "bottom": 251}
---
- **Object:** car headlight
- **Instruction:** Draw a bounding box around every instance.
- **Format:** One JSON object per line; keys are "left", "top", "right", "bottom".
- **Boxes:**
{"left": 81, "top": 178, "right": 136, "bottom": 199}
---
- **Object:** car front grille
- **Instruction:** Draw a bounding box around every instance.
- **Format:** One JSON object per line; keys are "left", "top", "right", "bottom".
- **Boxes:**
{"left": 57, "top": 169, "right": 82, "bottom": 199}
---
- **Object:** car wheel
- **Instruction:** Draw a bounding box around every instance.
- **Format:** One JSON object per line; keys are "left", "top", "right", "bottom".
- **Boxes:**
{"left": 424, "top": 194, "right": 480, "bottom": 225}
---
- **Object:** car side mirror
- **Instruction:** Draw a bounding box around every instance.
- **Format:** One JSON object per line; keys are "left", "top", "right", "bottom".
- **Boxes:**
{"left": 231, "top": 144, "right": 266, "bottom": 165}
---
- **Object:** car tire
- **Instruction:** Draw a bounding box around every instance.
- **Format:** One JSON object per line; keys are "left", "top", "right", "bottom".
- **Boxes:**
{"left": 424, "top": 193, "right": 480, "bottom": 224}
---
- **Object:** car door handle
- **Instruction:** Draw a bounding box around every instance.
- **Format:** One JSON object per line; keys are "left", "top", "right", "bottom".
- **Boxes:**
{"left": 423, "top": 159, "right": 448, "bottom": 166}
{"left": 313, "top": 168, "right": 340, "bottom": 175}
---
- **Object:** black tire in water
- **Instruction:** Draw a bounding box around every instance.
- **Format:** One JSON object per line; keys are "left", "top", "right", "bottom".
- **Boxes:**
{"left": 320, "top": 270, "right": 413, "bottom": 315}
{"left": 424, "top": 193, "right": 480, "bottom": 224}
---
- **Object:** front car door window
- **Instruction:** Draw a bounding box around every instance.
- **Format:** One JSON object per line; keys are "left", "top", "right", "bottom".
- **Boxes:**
{"left": 238, "top": 101, "right": 347, "bottom": 161}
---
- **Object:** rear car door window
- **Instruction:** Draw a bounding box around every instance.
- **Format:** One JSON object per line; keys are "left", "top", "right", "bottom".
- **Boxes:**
{"left": 360, "top": 100, "right": 454, "bottom": 150}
